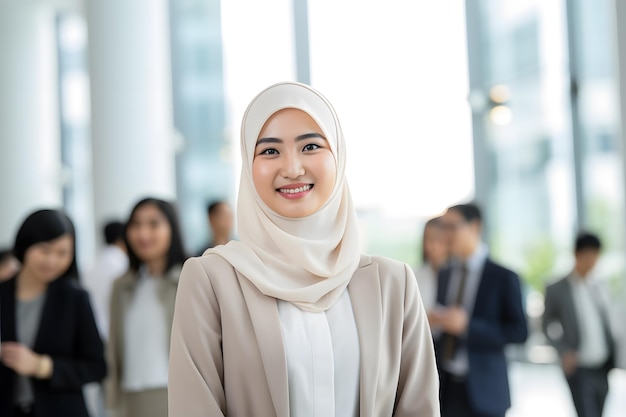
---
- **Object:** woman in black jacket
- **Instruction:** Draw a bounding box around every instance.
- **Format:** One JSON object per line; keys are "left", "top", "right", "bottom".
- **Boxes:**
{"left": 0, "top": 209, "right": 107, "bottom": 417}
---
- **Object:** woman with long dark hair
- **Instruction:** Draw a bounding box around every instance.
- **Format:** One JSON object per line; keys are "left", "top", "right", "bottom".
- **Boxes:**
{"left": 0, "top": 209, "right": 107, "bottom": 417}
{"left": 106, "top": 198, "right": 186, "bottom": 417}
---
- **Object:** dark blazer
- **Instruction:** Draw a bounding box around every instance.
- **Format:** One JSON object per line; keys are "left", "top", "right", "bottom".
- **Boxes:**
{"left": 0, "top": 277, "right": 107, "bottom": 417}
{"left": 434, "top": 258, "right": 528, "bottom": 416}
{"left": 542, "top": 275, "right": 615, "bottom": 366}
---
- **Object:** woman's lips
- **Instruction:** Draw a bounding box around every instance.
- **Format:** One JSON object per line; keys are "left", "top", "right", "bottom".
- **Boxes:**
{"left": 276, "top": 184, "right": 313, "bottom": 199}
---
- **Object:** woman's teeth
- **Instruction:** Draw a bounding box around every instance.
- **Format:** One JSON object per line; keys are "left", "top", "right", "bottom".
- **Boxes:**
{"left": 278, "top": 185, "right": 312, "bottom": 194}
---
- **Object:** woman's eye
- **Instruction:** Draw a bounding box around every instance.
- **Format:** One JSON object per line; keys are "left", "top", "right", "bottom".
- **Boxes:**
{"left": 260, "top": 148, "right": 278, "bottom": 155}
{"left": 303, "top": 143, "right": 320, "bottom": 151}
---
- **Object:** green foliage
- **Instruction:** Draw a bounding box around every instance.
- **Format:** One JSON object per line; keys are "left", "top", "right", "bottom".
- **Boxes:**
{"left": 363, "top": 216, "right": 420, "bottom": 268}
{"left": 587, "top": 197, "right": 624, "bottom": 253}
{"left": 521, "top": 237, "right": 557, "bottom": 292}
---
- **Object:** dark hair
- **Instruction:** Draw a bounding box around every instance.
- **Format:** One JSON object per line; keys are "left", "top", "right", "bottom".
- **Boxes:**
{"left": 448, "top": 203, "right": 482, "bottom": 224}
{"left": 575, "top": 232, "right": 601, "bottom": 253}
{"left": 207, "top": 200, "right": 227, "bottom": 218}
{"left": 104, "top": 221, "right": 125, "bottom": 245}
{"left": 125, "top": 198, "right": 187, "bottom": 273}
{"left": 13, "top": 209, "right": 79, "bottom": 281}
{"left": 0, "top": 248, "right": 14, "bottom": 263}
{"left": 422, "top": 216, "right": 442, "bottom": 263}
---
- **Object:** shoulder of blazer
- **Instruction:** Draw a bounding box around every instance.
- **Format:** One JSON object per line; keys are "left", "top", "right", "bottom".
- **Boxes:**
{"left": 367, "top": 254, "right": 407, "bottom": 279}
{"left": 165, "top": 264, "right": 183, "bottom": 285}
{"left": 194, "top": 253, "right": 237, "bottom": 277}
{"left": 111, "top": 270, "right": 136, "bottom": 293}
{"left": 482, "top": 258, "right": 517, "bottom": 279}
{"left": 45, "top": 278, "right": 89, "bottom": 305}
{"left": 545, "top": 275, "right": 570, "bottom": 294}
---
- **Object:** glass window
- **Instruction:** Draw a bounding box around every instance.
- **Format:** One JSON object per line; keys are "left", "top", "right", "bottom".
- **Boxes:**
{"left": 56, "top": 12, "right": 95, "bottom": 269}
{"left": 308, "top": 0, "right": 473, "bottom": 267}
{"left": 572, "top": 0, "right": 625, "bottom": 284}
{"left": 169, "top": 0, "right": 232, "bottom": 255}
{"left": 470, "top": 0, "right": 577, "bottom": 290}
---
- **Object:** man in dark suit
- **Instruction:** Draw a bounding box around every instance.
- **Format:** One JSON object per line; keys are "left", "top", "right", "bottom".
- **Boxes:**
{"left": 429, "top": 203, "right": 528, "bottom": 417}
{"left": 543, "top": 232, "right": 614, "bottom": 417}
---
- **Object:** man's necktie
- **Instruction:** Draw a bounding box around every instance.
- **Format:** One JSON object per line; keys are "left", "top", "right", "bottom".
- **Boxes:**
{"left": 443, "top": 263, "right": 468, "bottom": 361}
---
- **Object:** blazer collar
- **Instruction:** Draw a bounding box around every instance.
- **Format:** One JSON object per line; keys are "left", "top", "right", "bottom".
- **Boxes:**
{"left": 235, "top": 255, "right": 380, "bottom": 417}
{"left": 237, "top": 270, "right": 289, "bottom": 417}
{"left": 348, "top": 255, "right": 381, "bottom": 417}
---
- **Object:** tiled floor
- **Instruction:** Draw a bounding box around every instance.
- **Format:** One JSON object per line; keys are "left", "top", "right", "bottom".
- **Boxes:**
{"left": 507, "top": 362, "right": 626, "bottom": 417}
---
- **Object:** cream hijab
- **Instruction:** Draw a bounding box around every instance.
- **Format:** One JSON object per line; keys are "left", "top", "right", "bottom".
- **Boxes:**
{"left": 207, "top": 82, "right": 361, "bottom": 312}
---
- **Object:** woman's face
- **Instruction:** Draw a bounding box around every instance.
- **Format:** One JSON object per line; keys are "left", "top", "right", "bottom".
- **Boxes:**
{"left": 126, "top": 204, "right": 172, "bottom": 263}
{"left": 252, "top": 108, "right": 337, "bottom": 218}
{"left": 22, "top": 234, "right": 73, "bottom": 284}
{"left": 424, "top": 224, "right": 448, "bottom": 267}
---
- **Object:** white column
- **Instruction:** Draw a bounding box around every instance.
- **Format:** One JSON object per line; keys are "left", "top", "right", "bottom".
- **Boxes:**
{"left": 86, "top": 0, "right": 177, "bottom": 229}
{"left": 615, "top": 0, "right": 626, "bottom": 202}
{"left": 612, "top": 0, "right": 626, "bottom": 369}
{"left": 0, "top": 2, "right": 62, "bottom": 247}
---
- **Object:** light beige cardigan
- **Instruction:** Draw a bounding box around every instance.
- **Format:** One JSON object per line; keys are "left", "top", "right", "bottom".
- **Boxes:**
{"left": 106, "top": 266, "right": 181, "bottom": 412}
{"left": 168, "top": 254, "right": 440, "bottom": 417}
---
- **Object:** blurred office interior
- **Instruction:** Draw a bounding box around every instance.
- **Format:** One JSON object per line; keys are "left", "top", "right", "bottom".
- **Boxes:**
{"left": 1, "top": 0, "right": 626, "bottom": 414}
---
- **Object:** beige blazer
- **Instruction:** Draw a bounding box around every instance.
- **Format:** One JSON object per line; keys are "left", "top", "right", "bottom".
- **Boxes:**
{"left": 168, "top": 254, "right": 440, "bottom": 417}
{"left": 106, "top": 266, "right": 181, "bottom": 410}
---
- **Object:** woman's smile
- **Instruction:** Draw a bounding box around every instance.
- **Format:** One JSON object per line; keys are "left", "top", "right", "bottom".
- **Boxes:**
{"left": 276, "top": 183, "right": 314, "bottom": 199}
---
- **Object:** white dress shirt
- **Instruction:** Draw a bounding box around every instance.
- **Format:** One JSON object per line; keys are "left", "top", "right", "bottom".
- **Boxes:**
{"left": 569, "top": 272, "right": 610, "bottom": 367}
{"left": 122, "top": 270, "right": 170, "bottom": 391}
{"left": 278, "top": 289, "right": 360, "bottom": 417}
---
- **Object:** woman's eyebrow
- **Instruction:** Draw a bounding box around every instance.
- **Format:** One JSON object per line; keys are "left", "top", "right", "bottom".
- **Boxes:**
{"left": 295, "top": 133, "right": 326, "bottom": 141}
{"left": 256, "top": 137, "right": 283, "bottom": 146}
{"left": 256, "top": 133, "right": 326, "bottom": 147}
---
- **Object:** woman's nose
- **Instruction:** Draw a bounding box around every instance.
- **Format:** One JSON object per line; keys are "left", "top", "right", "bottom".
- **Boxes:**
{"left": 280, "top": 152, "right": 305, "bottom": 178}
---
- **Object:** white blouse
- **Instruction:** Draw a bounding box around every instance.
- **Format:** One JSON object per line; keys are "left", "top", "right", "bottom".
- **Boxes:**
{"left": 122, "top": 271, "right": 170, "bottom": 391}
{"left": 277, "top": 289, "right": 360, "bottom": 417}
{"left": 414, "top": 263, "right": 438, "bottom": 311}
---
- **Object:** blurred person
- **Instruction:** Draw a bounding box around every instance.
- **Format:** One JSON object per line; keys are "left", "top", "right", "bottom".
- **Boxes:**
{"left": 430, "top": 203, "right": 528, "bottom": 417}
{"left": 168, "top": 82, "right": 440, "bottom": 416}
{"left": 83, "top": 221, "right": 128, "bottom": 340}
{"left": 0, "top": 209, "right": 107, "bottom": 417}
{"left": 196, "top": 200, "right": 234, "bottom": 256}
{"left": 543, "top": 232, "right": 615, "bottom": 417}
{"left": 0, "top": 248, "right": 20, "bottom": 281}
{"left": 106, "top": 198, "right": 186, "bottom": 417}
{"left": 82, "top": 221, "right": 128, "bottom": 417}
{"left": 415, "top": 216, "right": 448, "bottom": 310}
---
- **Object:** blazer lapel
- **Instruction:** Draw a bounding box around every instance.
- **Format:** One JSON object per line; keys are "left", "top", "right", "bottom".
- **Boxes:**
{"left": 471, "top": 259, "right": 493, "bottom": 313}
{"left": 236, "top": 272, "right": 289, "bottom": 417}
{"left": 348, "top": 258, "right": 382, "bottom": 417}
{"left": 562, "top": 279, "right": 581, "bottom": 348}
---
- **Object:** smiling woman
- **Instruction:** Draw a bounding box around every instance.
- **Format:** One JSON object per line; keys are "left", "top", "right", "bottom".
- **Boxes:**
{"left": 168, "top": 82, "right": 440, "bottom": 417}
{"left": 106, "top": 198, "right": 187, "bottom": 417}
{"left": 0, "top": 209, "right": 106, "bottom": 417}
